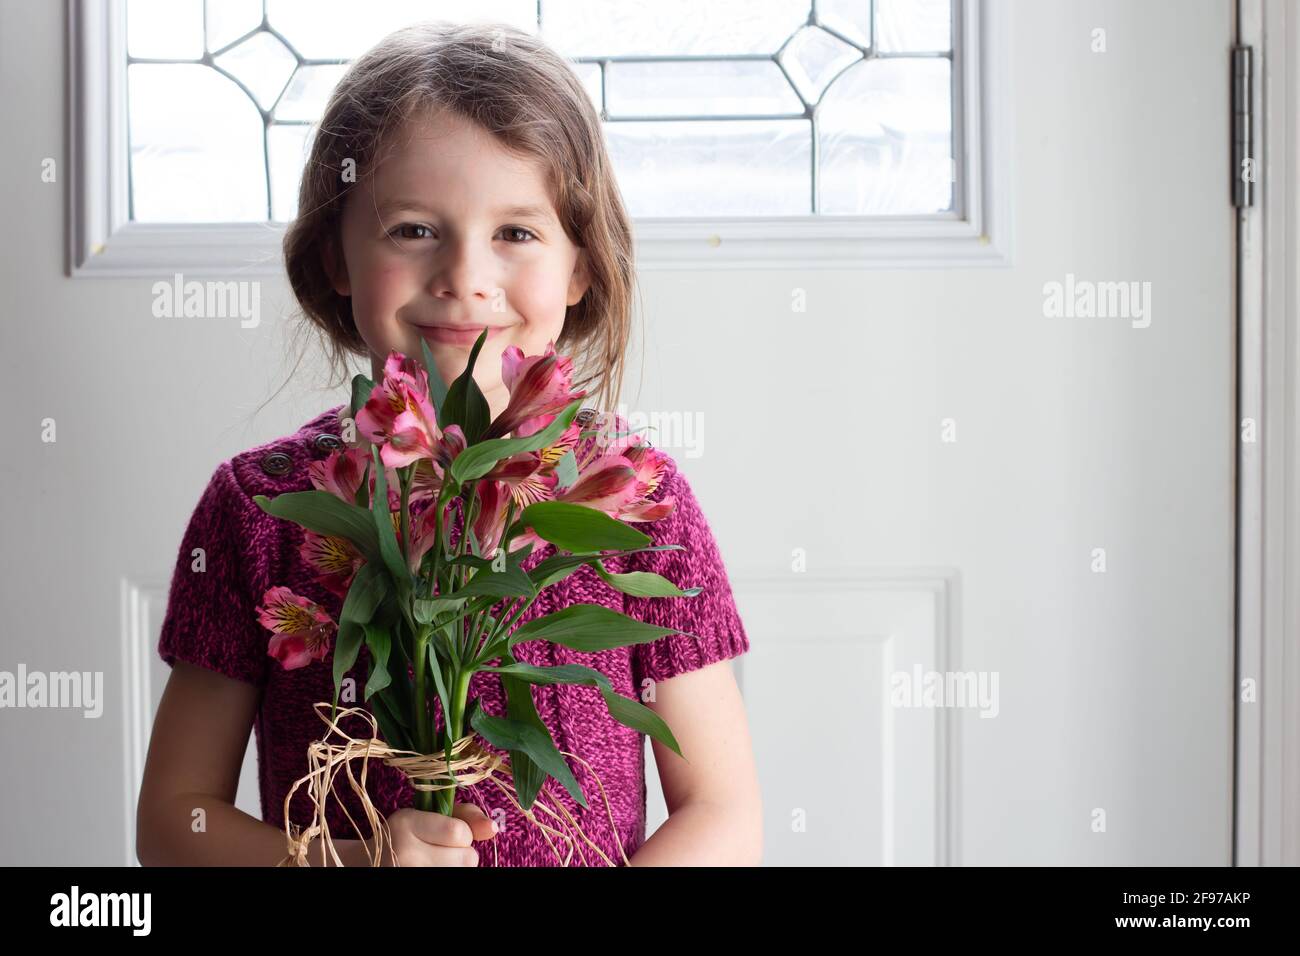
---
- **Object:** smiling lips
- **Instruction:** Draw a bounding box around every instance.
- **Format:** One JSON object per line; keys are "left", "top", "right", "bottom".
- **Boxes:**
{"left": 417, "top": 325, "right": 508, "bottom": 347}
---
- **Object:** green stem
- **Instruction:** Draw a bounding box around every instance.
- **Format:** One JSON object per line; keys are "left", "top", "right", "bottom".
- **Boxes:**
{"left": 436, "top": 668, "right": 473, "bottom": 816}
{"left": 398, "top": 465, "right": 412, "bottom": 567}
{"left": 412, "top": 628, "right": 434, "bottom": 812}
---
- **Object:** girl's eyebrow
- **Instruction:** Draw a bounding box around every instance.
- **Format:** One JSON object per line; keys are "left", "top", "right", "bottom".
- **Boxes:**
{"left": 375, "top": 198, "right": 553, "bottom": 222}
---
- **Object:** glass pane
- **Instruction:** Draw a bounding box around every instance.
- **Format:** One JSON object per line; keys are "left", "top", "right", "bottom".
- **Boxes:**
{"left": 817, "top": 0, "right": 872, "bottom": 49}
{"left": 606, "top": 120, "right": 810, "bottom": 216}
{"left": 128, "top": 65, "right": 267, "bottom": 222}
{"left": 269, "top": 124, "right": 314, "bottom": 222}
{"left": 214, "top": 31, "right": 299, "bottom": 112}
{"left": 542, "top": 0, "right": 808, "bottom": 57}
{"left": 572, "top": 61, "right": 605, "bottom": 116}
{"left": 266, "top": 0, "right": 538, "bottom": 60}
{"left": 127, "top": 0, "right": 203, "bottom": 60}
{"left": 607, "top": 60, "right": 803, "bottom": 118}
{"left": 274, "top": 65, "right": 350, "bottom": 122}
{"left": 206, "top": 0, "right": 264, "bottom": 54}
{"left": 818, "top": 58, "right": 953, "bottom": 214}
{"left": 877, "top": 0, "right": 952, "bottom": 54}
{"left": 779, "top": 25, "right": 862, "bottom": 105}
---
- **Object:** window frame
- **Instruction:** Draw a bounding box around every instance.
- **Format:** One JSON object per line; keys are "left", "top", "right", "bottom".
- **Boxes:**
{"left": 66, "top": 0, "right": 1011, "bottom": 277}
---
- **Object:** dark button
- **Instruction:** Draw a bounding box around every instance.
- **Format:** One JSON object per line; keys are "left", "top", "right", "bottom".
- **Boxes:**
{"left": 313, "top": 433, "right": 343, "bottom": 454}
{"left": 575, "top": 408, "right": 596, "bottom": 424}
{"left": 260, "top": 452, "right": 293, "bottom": 477}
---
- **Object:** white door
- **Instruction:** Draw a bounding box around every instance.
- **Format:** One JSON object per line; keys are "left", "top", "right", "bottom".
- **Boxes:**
{"left": 0, "top": 0, "right": 1234, "bottom": 866}
{"left": 633, "top": 0, "right": 1236, "bottom": 865}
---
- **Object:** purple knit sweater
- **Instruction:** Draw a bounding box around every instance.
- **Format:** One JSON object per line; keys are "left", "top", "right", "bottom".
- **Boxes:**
{"left": 157, "top": 404, "right": 750, "bottom": 866}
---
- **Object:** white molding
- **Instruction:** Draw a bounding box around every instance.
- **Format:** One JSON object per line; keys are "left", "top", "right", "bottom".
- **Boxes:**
{"left": 67, "top": 0, "right": 1012, "bottom": 277}
{"left": 1235, "top": 0, "right": 1300, "bottom": 868}
{"left": 119, "top": 577, "right": 165, "bottom": 867}
{"left": 730, "top": 568, "right": 962, "bottom": 866}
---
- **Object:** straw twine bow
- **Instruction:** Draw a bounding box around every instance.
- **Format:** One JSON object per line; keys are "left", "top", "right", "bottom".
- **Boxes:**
{"left": 276, "top": 703, "right": 630, "bottom": 867}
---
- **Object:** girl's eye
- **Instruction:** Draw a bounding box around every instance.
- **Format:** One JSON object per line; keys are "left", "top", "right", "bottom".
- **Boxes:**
{"left": 392, "top": 223, "right": 433, "bottom": 240}
{"left": 388, "top": 223, "right": 537, "bottom": 243}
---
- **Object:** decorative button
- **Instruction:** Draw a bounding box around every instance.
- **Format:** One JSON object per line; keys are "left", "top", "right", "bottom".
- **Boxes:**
{"left": 259, "top": 452, "right": 293, "bottom": 477}
{"left": 312, "top": 433, "right": 344, "bottom": 454}
{"left": 575, "top": 408, "right": 596, "bottom": 425}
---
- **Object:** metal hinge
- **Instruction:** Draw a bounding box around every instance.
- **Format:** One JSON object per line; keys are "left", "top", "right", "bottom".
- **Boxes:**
{"left": 1233, "top": 45, "right": 1255, "bottom": 207}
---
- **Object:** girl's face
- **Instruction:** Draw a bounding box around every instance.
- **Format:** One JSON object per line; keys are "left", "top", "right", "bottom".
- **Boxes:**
{"left": 324, "top": 108, "right": 591, "bottom": 422}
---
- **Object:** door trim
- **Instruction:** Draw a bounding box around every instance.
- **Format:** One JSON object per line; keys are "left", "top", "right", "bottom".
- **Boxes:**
{"left": 1235, "top": 0, "right": 1300, "bottom": 868}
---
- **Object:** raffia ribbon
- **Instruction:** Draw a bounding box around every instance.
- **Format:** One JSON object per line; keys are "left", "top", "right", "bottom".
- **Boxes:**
{"left": 276, "top": 702, "right": 630, "bottom": 868}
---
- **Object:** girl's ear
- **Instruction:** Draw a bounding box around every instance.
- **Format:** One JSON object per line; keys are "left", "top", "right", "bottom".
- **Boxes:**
{"left": 322, "top": 238, "right": 351, "bottom": 296}
{"left": 566, "top": 248, "right": 592, "bottom": 306}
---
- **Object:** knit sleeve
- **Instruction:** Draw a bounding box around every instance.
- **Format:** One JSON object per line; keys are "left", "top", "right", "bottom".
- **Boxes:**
{"left": 623, "top": 465, "right": 750, "bottom": 687}
{"left": 157, "top": 460, "right": 273, "bottom": 688}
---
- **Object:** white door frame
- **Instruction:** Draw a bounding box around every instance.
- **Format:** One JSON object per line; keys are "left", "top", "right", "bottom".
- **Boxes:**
{"left": 1235, "top": 0, "right": 1300, "bottom": 868}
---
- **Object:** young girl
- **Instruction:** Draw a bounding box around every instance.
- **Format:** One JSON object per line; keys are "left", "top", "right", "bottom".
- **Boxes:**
{"left": 136, "top": 21, "right": 760, "bottom": 867}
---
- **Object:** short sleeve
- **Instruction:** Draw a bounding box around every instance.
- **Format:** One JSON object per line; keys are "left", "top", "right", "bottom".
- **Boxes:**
{"left": 624, "top": 465, "right": 751, "bottom": 686}
{"left": 157, "top": 460, "right": 272, "bottom": 688}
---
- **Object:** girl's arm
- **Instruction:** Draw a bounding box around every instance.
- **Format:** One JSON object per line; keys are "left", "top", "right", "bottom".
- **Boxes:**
{"left": 136, "top": 661, "right": 372, "bottom": 866}
{"left": 627, "top": 658, "right": 763, "bottom": 866}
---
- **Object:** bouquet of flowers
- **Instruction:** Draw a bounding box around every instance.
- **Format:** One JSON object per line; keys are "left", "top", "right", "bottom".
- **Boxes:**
{"left": 252, "top": 331, "right": 696, "bottom": 866}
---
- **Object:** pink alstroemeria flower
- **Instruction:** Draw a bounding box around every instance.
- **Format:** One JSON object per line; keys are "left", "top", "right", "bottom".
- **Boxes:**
{"left": 300, "top": 531, "right": 364, "bottom": 598}
{"left": 472, "top": 479, "right": 512, "bottom": 558}
{"left": 483, "top": 342, "right": 586, "bottom": 440}
{"left": 257, "top": 586, "right": 338, "bottom": 670}
{"left": 557, "top": 455, "right": 643, "bottom": 514}
{"left": 356, "top": 352, "right": 446, "bottom": 468}
{"left": 397, "top": 504, "right": 442, "bottom": 574}
{"left": 611, "top": 442, "right": 677, "bottom": 522}
{"left": 309, "top": 447, "right": 404, "bottom": 510}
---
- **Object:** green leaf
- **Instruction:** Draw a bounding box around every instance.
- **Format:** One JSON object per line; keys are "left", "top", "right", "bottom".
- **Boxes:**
{"left": 497, "top": 647, "right": 548, "bottom": 810}
{"left": 507, "top": 603, "right": 684, "bottom": 653}
{"left": 350, "top": 373, "right": 376, "bottom": 421}
{"left": 555, "top": 449, "right": 579, "bottom": 490}
{"left": 419, "top": 337, "right": 448, "bottom": 423}
{"left": 483, "top": 662, "right": 682, "bottom": 758}
{"left": 363, "top": 622, "right": 391, "bottom": 699}
{"left": 374, "top": 603, "right": 412, "bottom": 730}
{"left": 413, "top": 595, "right": 469, "bottom": 625}
{"left": 328, "top": 560, "right": 388, "bottom": 718}
{"left": 527, "top": 545, "right": 684, "bottom": 590}
{"left": 367, "top": 691, "right": 410, "bottom": 752}
{"left": 440, "top": 329, "right": 492, "bottom": 444}
{"left": 592, "top": 561, "right": 702, "bottom": 598}
{"left": 340, "top": 561, "right": 387, "bottom": 627}
{"left": 425, "top": 637, "right": 451, "bottom": 741}
{"left": 446, "top": 563, "right": 537, "bottom": 601}
{"left": 369, "top": 447, "right": 412, "bottom": 605}
{"left": 331, "top": 625, "right": 364, "bottom": 711}
{"left": 518, "top": 500, "right": 651, "bottom": 553}
{"left": 450, "top": 399, "right": 583, "bottom": 484}
{"left": 253, "top": 491, "right": 380, "bottom": 563}
{"left": 601, "top": 687, "right": 682, "bottom": 758}
{"left": 353, "top": 459, "right": 371, "bottom": 509}
{"left": 469, "top": 708, "right": 587, "bottom": 809}
{"left": 484, "top": 662, "right": 614, "bottom": 690}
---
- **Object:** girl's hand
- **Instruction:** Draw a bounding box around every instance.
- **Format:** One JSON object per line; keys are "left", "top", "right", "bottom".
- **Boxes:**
{"left": 382, "top": 803, "right": 498, "bottom": 866}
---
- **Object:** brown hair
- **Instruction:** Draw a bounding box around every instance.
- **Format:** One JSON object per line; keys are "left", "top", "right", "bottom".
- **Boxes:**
{"left": 279, "top": 20, "right": 638, "bottom": 417}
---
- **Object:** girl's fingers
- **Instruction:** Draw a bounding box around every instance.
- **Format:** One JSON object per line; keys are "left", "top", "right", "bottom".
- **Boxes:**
{"left": 453, "top": 801, "right": 499, "bottom": 841}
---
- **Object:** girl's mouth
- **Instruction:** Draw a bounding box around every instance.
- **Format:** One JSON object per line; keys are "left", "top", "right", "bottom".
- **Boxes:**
{"left": 417, "top": 325, "right": 508, "bottom": 347}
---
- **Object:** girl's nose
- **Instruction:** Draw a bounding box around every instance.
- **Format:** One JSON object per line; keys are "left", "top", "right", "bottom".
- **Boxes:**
{"left": 427, "top": 238, "right": 495, "bottom": 304}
